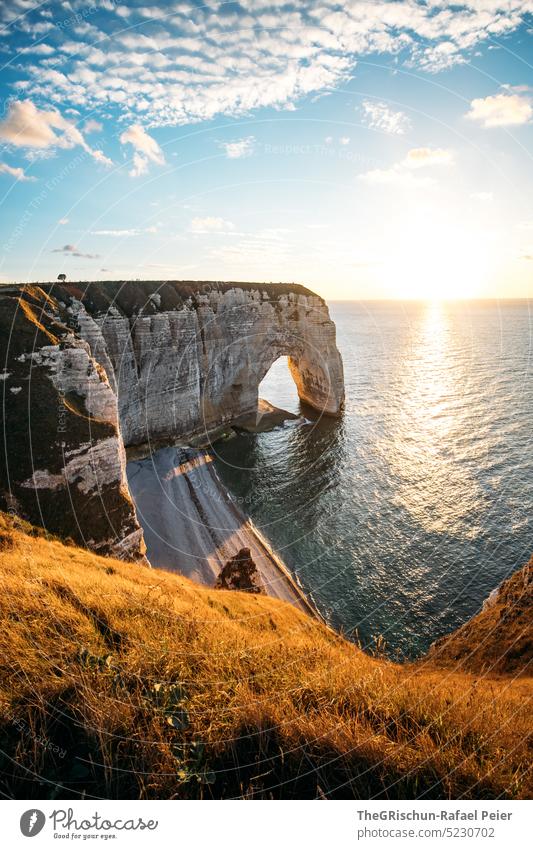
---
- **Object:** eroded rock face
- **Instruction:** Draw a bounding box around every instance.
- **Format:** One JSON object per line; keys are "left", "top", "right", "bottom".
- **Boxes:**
{"left": 0, "top": 286, "right": 145, "bottom": 560}
{"left": 215, "top": 548, "right": 265, "bottom": 594}
{"left": 0, "top": 281, "right": 344, "bottom": 558}
{"left": 66, "top": 281, "right": 344, "bottom": 445}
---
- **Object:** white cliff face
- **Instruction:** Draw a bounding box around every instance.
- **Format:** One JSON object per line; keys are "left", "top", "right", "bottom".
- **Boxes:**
{"left": 25, "top": 340, "right": 144, "bottom": 560}
{"left": 1, "top": 281, "right": 344, "bottom": 561}
{"left": 76, "top": 304, "right": 202, "bottom": 445}
{"left": 0, "top": 286, "right": 145, "bottom": 561}
{"left": 73, "top": 285, "right": 344, "bottom": 447}
{"left": 29, "top": 340, "right": 119, "bottom": 424}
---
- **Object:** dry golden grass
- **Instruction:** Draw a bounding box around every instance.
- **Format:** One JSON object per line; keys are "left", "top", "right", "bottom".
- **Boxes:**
{"left": 428, "top": 556, "right": 532, "bottom": 674}
{"left": 0, "top": 511, "right": 531, "bottom": 799}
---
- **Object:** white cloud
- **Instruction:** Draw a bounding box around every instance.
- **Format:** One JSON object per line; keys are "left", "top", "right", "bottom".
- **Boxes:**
{"left": 4, "top": 3, "right": 533, "bottom": 130}
{"left": 402, "top": 147, "right": 453, "bottom": 168}
{"left": 91, "top": 227, "right": 158, "bottom": 236}
{"left": 360, "top": 100, "right": 411, "bottom": 135}
{"left": 119, "top": 124, "right": 166, "bottom": 177}
{"left": 114, "top": 5, "right": 132, "bottom": 18}
{"left": 218, "top": 137, "right": 255, "bottom": 159}
{"left": 83, "top": 119, "right": 103, "bottom": 133}
{"left": 129, "top": 152, "right": 149, "bottom": 178}
{"left": 0, "top": 100, "right": 72, "bottom": 147}
{"left": 466, "top": 91, "right": 533, "bottom": 127}
{"left": 120, "top": 125, "right": 165, "bottom": 163}
{"left": 359, "top": 146, "right": 452, "bottom": 187}
{"left": 0, "top": 161, "right": 35, "bottom": 181}
{"left": 415, "top": 40, "right": 464, "bottom": 73}
{"left": 23, "top": 43, "right": 55, "bottom": 57}
{"left": 0, "top": 100, "right": 112, "bottom": 166}
{"left": 190, "top": 217, "right": 234, "bottom": 234}
{"left": 92, "top": 149, "right": 113, "bottom": 167}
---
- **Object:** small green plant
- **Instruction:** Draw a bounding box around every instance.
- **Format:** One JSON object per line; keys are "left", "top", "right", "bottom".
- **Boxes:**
{"left": 145, "top": 684, "right": 215, "bottom": 786}
{"left": 146, "top": 682, "right": 189, "bottom": 731}
{"left": 78, "top": 648, "right": 114, "bottom": 672}
{"left": 172, "top": 740, "right": 216, "bottom": 786}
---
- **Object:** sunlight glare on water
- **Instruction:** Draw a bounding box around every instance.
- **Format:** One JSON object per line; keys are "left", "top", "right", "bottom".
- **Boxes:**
{"left": 213, "top": 300, "right": 532, "bottom": 657}
{"left": 387, "top": 301, "right": 482, "bottom": 537}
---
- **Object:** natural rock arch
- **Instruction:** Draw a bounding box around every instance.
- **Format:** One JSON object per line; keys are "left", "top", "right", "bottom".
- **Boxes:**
{"left": 72, "top": 282, "right": 345, "bottom": 446}
{"left": 0, "top": 281, "right": 344, "bottom": 560}
{"left": 194, "top": 305, "right": 345, "bottom": 439}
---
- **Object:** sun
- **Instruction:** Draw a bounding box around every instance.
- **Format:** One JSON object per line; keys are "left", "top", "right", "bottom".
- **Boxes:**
{"left": 380, "top": 208, "right": 493, "bottom": 300}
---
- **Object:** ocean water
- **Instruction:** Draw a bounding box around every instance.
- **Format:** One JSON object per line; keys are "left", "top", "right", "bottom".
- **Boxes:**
{"left": 212, "top": 300, "right": 532, "bottom": 657}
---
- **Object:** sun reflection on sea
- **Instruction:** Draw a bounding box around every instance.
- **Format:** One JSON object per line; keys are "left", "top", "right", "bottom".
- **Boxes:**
{"left": 385, "top": 300, "right": 484, "bottom": 536}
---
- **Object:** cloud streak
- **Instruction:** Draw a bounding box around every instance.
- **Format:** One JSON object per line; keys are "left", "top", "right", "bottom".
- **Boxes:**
{"left": 91, "top": 227, "right": 158, "bottom": 236}
{"left": 0, "top": 161, "right": 35, "bottom": 181}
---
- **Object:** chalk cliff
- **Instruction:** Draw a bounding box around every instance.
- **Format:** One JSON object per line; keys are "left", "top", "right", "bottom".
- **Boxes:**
{"left": 0, "top": 281, "right": 344, "bottom": 558}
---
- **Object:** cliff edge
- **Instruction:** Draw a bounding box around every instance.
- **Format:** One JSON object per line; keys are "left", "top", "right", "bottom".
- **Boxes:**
{"left": 0, "top": 281, "right": 344, "bottom": 558}
{"left": 427, "top": 556, "right": 532, "bottom": 674}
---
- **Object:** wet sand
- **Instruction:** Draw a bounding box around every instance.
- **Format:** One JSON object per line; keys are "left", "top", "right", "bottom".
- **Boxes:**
{"left": 127, "top": 446, "right": 319, "bottom": 618}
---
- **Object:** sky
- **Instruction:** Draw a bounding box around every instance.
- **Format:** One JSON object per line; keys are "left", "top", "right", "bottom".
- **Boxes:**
{"left": 0, "top": 1, "right": 533, "bottom": 300}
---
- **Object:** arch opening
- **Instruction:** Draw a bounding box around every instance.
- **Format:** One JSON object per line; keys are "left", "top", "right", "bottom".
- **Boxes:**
{"left": 258, "top": 355, "right": 300, "bottom": 416}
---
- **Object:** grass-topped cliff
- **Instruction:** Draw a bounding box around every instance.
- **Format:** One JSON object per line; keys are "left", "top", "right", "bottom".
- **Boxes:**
{"left": 2, "top": 280, "right": 323, "bottom": 316}
{"left": 0, "top": 511, "right": 530, "bottom": 800}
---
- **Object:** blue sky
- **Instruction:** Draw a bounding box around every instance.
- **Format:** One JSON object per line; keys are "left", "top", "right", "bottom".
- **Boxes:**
{"left": 1, "top": 0, "right": 533, "bottom": 299}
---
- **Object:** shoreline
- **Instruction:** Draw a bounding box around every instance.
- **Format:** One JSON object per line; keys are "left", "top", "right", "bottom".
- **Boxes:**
{"left": 126, "top": 445, "right": 323, "bottom": 620}
{"left": 206, "top": 459, "right": 325, "bottom": 621}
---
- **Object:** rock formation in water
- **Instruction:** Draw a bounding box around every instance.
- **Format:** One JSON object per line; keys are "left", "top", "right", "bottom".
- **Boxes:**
{"left": 0, "top": 281, "right": 344, "bottom": 558}
{"left": 215, "top": 547, "right": 265, "bottom": 594}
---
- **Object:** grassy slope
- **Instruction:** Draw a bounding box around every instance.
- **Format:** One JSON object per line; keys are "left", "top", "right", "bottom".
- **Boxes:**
{"left": 0, "top": 512, "right": 531, "bottom": 800}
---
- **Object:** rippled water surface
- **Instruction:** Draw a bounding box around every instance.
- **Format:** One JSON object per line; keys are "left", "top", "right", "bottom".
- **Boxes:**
{"left": 213, "top": 300, "right": 532, "bottom": 657}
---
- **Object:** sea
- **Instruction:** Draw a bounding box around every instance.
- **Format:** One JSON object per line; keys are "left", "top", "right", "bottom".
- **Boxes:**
{"left": 212, "top": 300, "right": 532, "bottom": 657}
